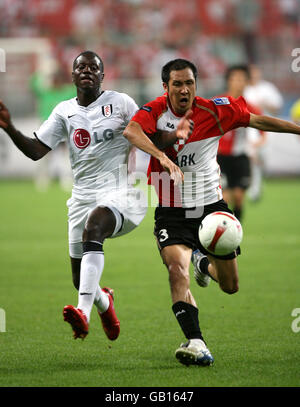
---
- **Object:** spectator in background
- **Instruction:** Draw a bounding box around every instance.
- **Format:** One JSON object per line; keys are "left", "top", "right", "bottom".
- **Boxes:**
{"left": 217, "top": 64, "right": 265, "bottom": 222}
{"left": 279, "top": 0, "right": 300, "bottom": 25}
{"left": 244, "top": 64, "right": 283, "bottom": 201}
{"left": 233, "top": 0, "right": 261, "bottom": 63}
{"left": 31, "top": 68, "right": 75, "bottom": 121}
{"left": 69, "top": 0, "right": 103, "bottom": 44}
{"left": 0, "top": 0, "right": 298, "bottom": 130}
{"left": 244, "top": 64, "right": 284, "bottom": 115}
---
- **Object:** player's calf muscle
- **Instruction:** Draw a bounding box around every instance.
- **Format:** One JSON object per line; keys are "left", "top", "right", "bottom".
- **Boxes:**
{"left": 209, "top": 257, "right": 239, "bottom": 294}
{"left": 219, "top": 280, "right": 239, "bottom": 294}
{"left": 168, "top": 262, "right": 190, "bottom": 289}
{"left": 217, "top": 268, "right": 239, "bottom": 294}
{"left": 70, "top": 257, "right": 81, "bottom": 290}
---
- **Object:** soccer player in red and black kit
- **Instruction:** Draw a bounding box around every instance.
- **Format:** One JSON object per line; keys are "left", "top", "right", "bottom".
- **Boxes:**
{"left": 217, "top": 65, "right": 266, "bottom": 222}
{"left": 124, "top": 59, "right": 300, "bottom": 366}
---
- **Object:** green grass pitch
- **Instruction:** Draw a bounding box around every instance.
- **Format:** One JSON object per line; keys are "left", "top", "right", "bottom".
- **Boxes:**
{"left": 0, "top": 179, "right": 299, "bottom": 387}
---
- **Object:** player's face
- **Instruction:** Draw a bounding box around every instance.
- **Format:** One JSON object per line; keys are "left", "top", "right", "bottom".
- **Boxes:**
{"left": 227, "top": 70, "right": 249, "bottom": 95}
{"left": 72, "top": 55, "right": 104, "bottom": 91}
{"left": 164, "top": 68, "right": 196, "bottom": 115}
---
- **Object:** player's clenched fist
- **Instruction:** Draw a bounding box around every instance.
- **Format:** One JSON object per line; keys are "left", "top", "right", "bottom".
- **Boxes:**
{"left": 176, "top": 109, "right": 194, "bottom": 141}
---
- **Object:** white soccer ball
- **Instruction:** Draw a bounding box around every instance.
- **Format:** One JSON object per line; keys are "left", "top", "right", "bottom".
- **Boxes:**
{"left": 198, "top": 211, "right": 243, "bottom": 256}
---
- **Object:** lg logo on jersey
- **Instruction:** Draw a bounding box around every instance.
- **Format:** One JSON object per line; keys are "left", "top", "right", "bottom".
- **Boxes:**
{"left": 93, "top": 129, "right": 114, "bottom": 144}
{"left": 73, "top": 129, "right": 91, "bottom": 149}
{"left": 73, "top": 128, "right": 114, "bottom": 149}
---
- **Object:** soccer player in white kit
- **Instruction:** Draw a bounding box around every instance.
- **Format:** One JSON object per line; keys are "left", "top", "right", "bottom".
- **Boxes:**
{"left": 0, "top": 51, "right": 183, "bottom": 341}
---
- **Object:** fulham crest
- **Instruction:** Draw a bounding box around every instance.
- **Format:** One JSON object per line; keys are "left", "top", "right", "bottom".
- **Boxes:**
{"left": 102, "top": 104, "right": 113, "bottom": 117}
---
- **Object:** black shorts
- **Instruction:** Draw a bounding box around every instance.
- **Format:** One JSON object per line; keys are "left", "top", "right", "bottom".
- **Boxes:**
{"left": 154, "top": 199, "right": 241, "bottom": 260}
{"left": 217, "top": 154, "right": 251, "bottom": 190}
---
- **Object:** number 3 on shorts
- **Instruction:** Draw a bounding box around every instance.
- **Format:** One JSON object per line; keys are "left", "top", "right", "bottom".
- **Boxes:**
{"left": 158, "top": 228, "right": 169, "bottom": 242}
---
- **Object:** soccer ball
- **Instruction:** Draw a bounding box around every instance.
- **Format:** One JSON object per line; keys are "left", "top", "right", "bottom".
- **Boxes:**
{"left": 198, "top": 211, "right": 243, "bottom": 256}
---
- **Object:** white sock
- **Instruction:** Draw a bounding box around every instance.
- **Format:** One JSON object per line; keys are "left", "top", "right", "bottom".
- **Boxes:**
{"left": 77, "top": 251, "right": 104, "bottom": 322}
{"left": 94, "top": 286, "right": 110, "bottom": 313}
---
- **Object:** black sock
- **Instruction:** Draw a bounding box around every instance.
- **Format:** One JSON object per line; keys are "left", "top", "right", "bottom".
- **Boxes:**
{"left": 172, "top": 301, "right": 204, "bottom": 341}
{"left": 199, "top": 257, "right": 217, "bottom": 282}
{"left": 199, "top": 256, "right": 209, "bottom": 275}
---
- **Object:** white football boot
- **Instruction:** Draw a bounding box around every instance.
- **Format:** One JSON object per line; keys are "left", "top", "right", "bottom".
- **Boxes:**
{"left": 175, "top": 339, "right": 214, "bottom": 366}
{"left": 192, "top": 249, "right": 211, "bottom": 288}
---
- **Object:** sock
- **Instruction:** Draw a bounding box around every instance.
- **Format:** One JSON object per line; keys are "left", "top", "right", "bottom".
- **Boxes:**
{"left": 77, "top": 241, "right": 104, "bottom": 322}
{"left": 199, "top": 256, "right": 217, "bottom": 282}
{"left": 94, "top": 286, "right": 109, "bottom": 313}
{"left": 172, "top": 301, "right": 204, "bottom": 341}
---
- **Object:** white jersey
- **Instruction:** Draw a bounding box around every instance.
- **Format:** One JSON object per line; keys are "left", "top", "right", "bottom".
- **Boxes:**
{"left": 35, "top": 91, "right": 138, "bottom": 201}
{"left": 244, "top": 80, "right": 283, "bottom": 114}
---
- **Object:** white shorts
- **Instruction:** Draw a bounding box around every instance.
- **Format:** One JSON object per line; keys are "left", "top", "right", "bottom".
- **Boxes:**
{"left": 67, "top": 187, "right": 147, "bottom": 258}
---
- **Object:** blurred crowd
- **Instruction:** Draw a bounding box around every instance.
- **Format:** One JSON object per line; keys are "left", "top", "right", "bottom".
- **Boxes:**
{"left": 1, "top": 0, "right": 300, "bottom": 184}
{"left": 1, "top": 0, "right": 300, "bottom": 95}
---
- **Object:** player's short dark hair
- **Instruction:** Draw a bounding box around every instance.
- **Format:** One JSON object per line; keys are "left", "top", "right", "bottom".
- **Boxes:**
{"left": 225, "top": 64, "right": 250, "bottom": 82}
{"left": 73, "top": 51, "right": 104, "bottom": 72}
{"left": 161, "top": 59, "right": 198, "bottom": 84}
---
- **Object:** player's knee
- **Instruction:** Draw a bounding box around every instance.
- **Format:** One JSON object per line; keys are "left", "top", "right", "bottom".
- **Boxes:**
{"left": 83, "top": 219, "right": 105, "bottom": 242}
{"left": 83, "top": 207, "right": 116, "bottom": 241}
{"left": 84, "top": 221, "right": 98, "bottom": 238}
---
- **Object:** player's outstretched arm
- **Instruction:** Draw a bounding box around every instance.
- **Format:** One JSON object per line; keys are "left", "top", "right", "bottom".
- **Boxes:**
{"left": 249, "top": 113, "right": 300, "bottom": 135}
{"left": 124, "top": 121, "right": 184, "bottom": 184}
{"left": 0, "top": 100, "right": 50, "bottom": 161}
